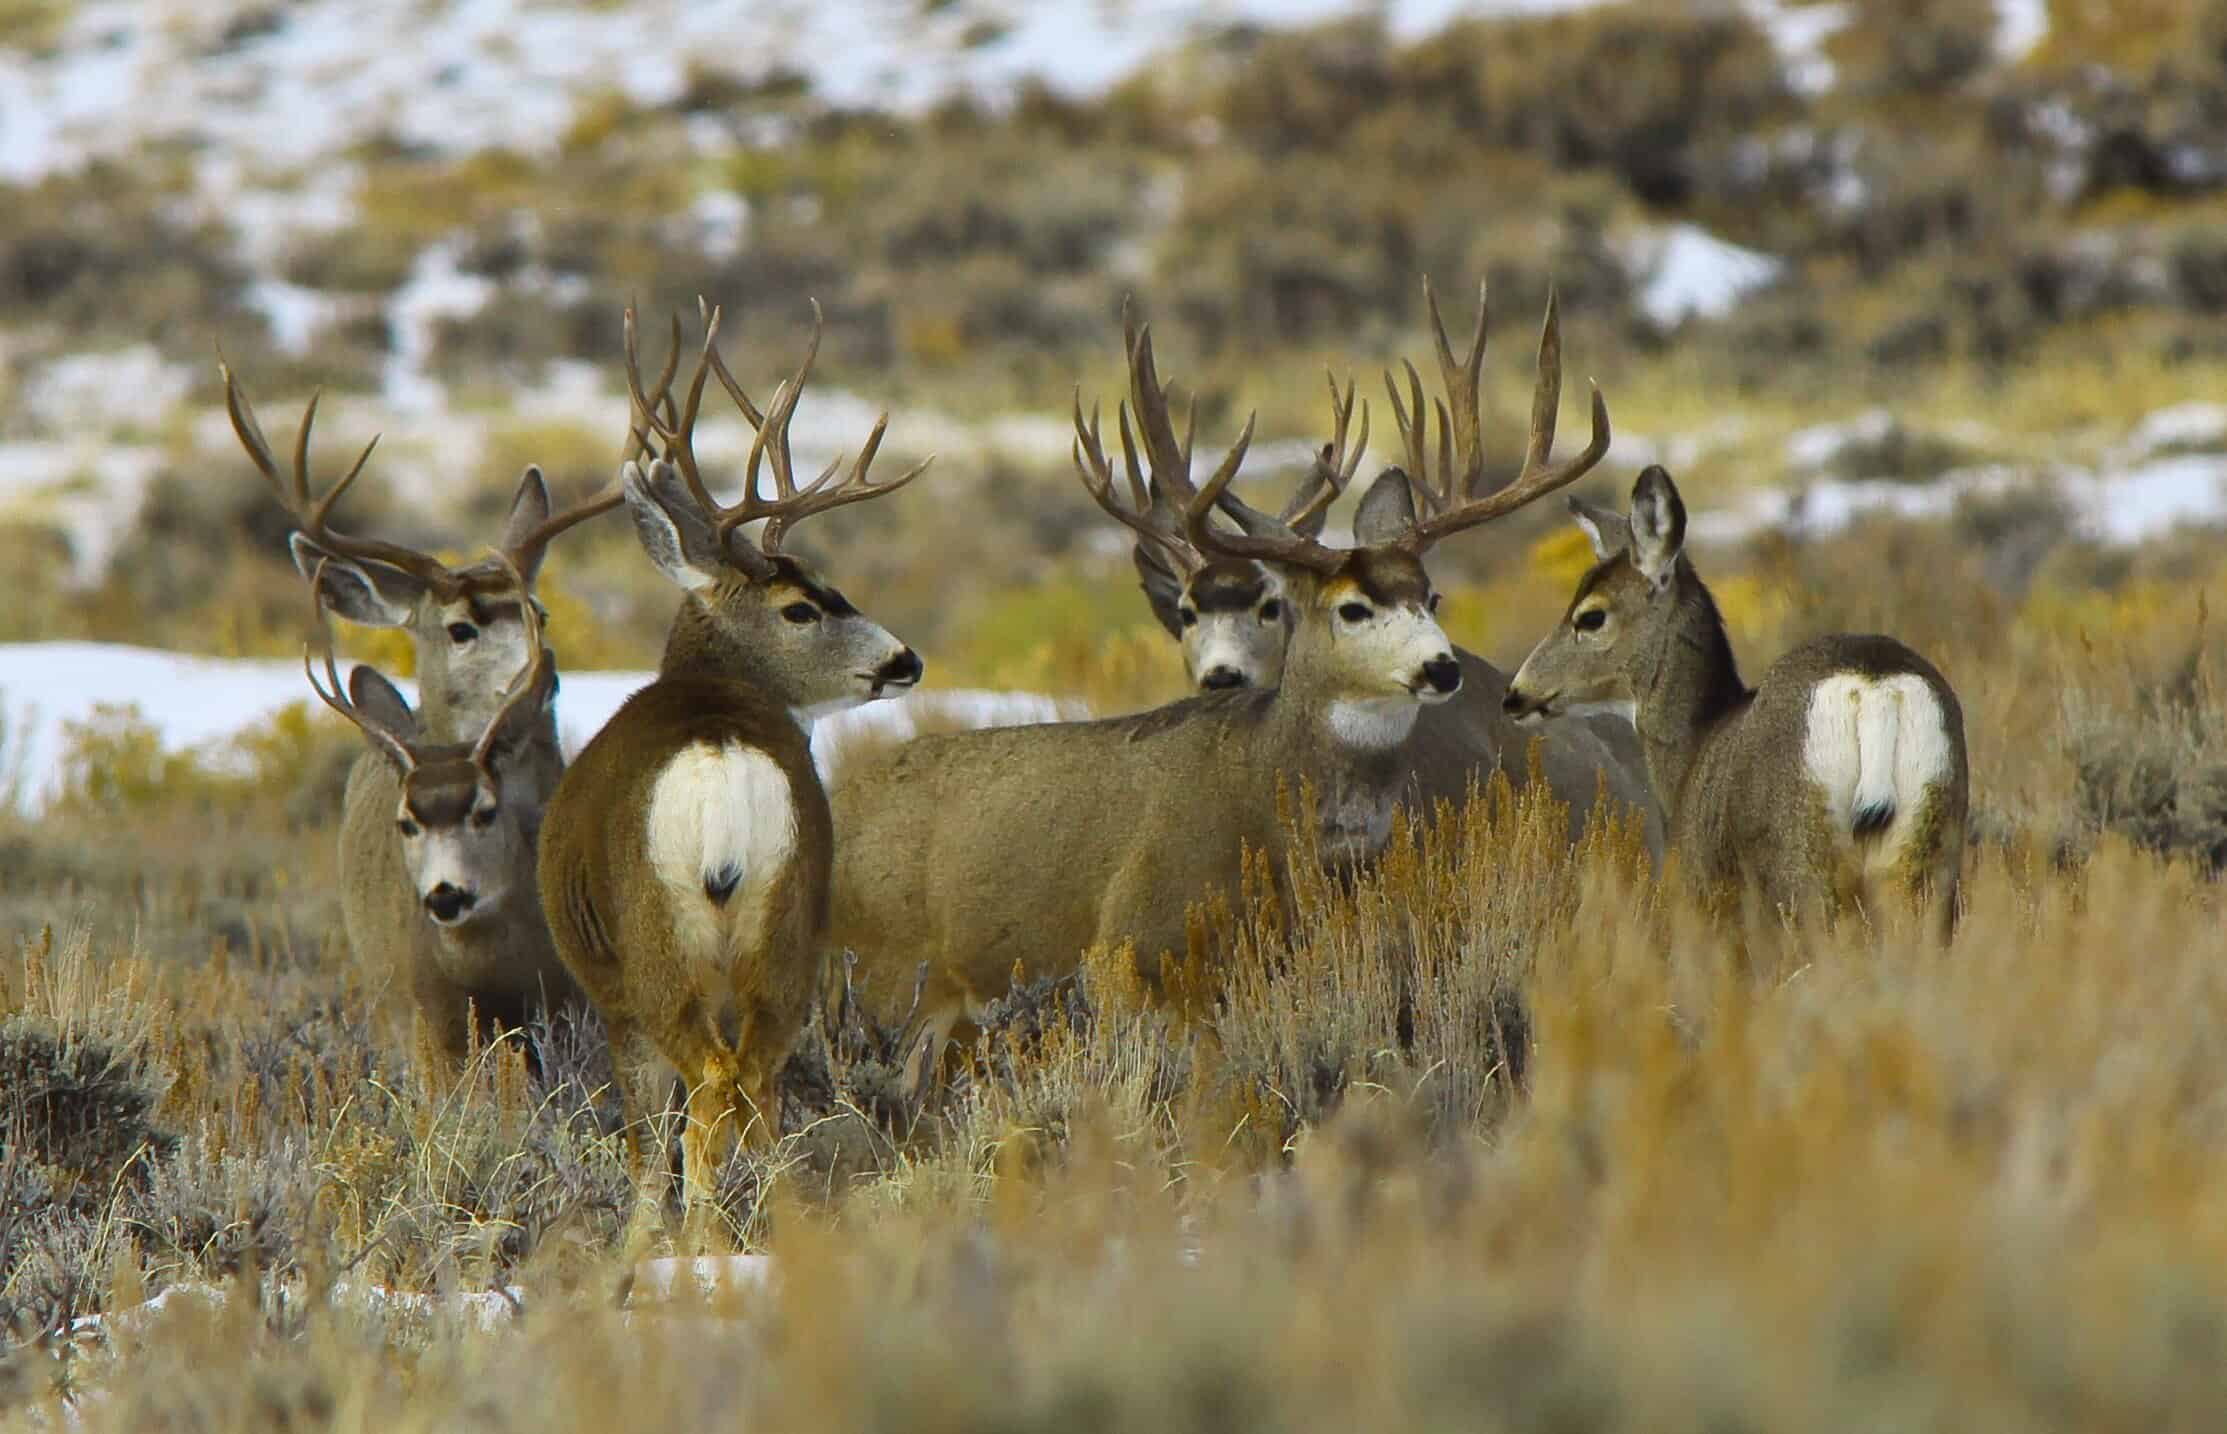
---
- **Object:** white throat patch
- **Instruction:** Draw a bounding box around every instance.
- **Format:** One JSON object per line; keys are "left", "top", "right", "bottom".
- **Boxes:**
{"left": 1327, "top": 698, "right": 1421, "bottom": 751}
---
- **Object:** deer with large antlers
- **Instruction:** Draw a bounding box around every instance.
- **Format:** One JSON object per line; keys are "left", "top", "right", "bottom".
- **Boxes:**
{"left": 537, "top": 302, "right": 929, "bottom": 1224}
{"left": 827, "top": 295, "right": 1614, "bottom": 1095}
{"left": 1111, "top": 283, "right": 1659, "bottom": 853}
{"left": 222, "top": 361, "right": 630, "bottom": 1064}
{"left": 299, "top": 551, "right": 581, "bottom": 1058}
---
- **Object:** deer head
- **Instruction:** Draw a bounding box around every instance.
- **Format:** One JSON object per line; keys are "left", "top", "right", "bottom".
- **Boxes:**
{"left": 619, "top": 301, "right": 930, "bottom": 721}
{"left": 304, "top": 552, "right": 556, "bottom": 928}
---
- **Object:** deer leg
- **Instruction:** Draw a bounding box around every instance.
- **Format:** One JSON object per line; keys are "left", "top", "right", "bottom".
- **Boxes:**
{"left": 678, "top": 1051, "right": 744, "bottom": 1245}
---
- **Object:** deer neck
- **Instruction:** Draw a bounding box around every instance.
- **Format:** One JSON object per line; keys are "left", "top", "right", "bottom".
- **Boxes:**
{"left": 1630, "top": 568, "right": 1750, "bottom": 822}
{"left": 657, "top": 598, "right": 808, "bottom": 722}
{"left": 1268, "top": 666, "right": 1415, "bottom": 869}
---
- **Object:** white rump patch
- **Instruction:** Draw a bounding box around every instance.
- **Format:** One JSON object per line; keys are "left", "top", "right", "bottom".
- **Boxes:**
{"left": 646, "top": 741, "right": 798, "bottom": 953}
{"left": 1802, "top": 673, "right": 1953, "bottom": 862}
{"left": 1328, "top": 698, "right": 1422, "bottom": 751}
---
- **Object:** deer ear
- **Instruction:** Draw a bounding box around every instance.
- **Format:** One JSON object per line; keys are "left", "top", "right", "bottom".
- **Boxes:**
{"left": 1352, "top": 468, "right": 1420, "bottom": 546}
{"left": 292, "top": 534, "right": 424, "bottom": 626}
{"left": 344, "top": 665, "right": 421, "bottom": 762}
{"left": 497, "top": 466, "right": 554, "bottom": 582}
{"left": 1628, "top": 466, "right": 1686, "bottom": 589}
{"left": 1132, "top": 543, "right": 1186, "bottom": 639}
{"left": 622, "top": 462, "right": 720, "bottom": 592}
{"left": 1567, "top": 494, "right": 1632, "bottom": 561}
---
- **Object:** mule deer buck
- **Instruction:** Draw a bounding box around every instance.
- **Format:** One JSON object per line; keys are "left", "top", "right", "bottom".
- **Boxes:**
{"left": 1503, "top": 464, "right": 1969, "bottom": 936}
{"left": 222, "top": 362, "right": 632, "bottom": 1063}
{"left": 300, "top": 552, "right": 584, "bottom": 1056}
{"left": 538, "top": 303, "right": 929, "bottom": 1221}
{"left": 1111, "top": 283, "right": 1659, "bottom": 855}
{"left": 828, "top": 297, "right": 1611, "bottom": 1092}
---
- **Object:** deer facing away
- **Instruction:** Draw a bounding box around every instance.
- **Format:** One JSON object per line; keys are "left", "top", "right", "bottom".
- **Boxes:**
{"left": 827, "top": 297, "right": 1611, "bottom": 1094}
{"left": 537, "top": 304, "right": 929, "bottom": 1222}
{"left": 1503, "top": 464, "right": 1968, "bottom": 936}
{"left": 223, "top": 365, "right": 622, "bottom": 1064}
{"left": 1114, "top": 284, "right": 1660, "bottom": 856}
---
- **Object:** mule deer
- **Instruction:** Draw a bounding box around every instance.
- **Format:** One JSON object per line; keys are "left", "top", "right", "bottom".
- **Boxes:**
{"left": 1111, "top": 283, "right": 1660, "bottom": 855}
{"left": 828, "top": 298, "right": 1610, "bottom": 1090}
{"left": 222, "top": 362, "right": 629, "bottom": 1062}
{"left": 301, "top": 552, "right": 582, "bottom": 1056}
{"left": 1503, "top": 464, "right": 1969, "bottom": 936}
{"left": 538, "top": 303, "right": 929, "bottom": 1220}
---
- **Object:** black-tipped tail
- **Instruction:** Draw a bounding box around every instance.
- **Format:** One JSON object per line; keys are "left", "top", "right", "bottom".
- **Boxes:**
{"left": 1851, "top": 801, "right": 1896, "bottom": 839}
{"left": 703, "top": 862, "right": 743, "bottom": 905}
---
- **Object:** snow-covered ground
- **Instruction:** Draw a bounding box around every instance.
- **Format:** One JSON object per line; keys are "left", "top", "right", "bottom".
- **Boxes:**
{"left": 0, "top": 642, "right": 1080, "bottom": 812}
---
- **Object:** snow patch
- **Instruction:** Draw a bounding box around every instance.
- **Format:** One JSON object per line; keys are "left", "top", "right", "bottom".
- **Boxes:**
{"left": 23, "top": 347, "right": 193, "bottom": 434}
{"left": 1995, "top": 0, "right": 2049, "bottom": 60}
{"left": 1622, "top": 225, "right": 1784, "bottom": 328}
{"left": 0, "top": 643, "right": 1081, "bottom": 812}
{"left": 384, "top": 240, "right": 497, "bottom": 414}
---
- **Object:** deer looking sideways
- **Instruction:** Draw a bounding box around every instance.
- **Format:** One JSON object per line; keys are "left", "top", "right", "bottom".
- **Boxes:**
{"left": 537, "top": 303, "right": 930, "bottom": 1223}
{"left": 827, "top": 296, "right": 1611, "bottom": 1096}
{"left": 222, "top": 363, "right": 636, "bottom": 1065}
{"left": 1112, "top": 282, "right": 1660, "bottom": 857}
{"left": 1503, "top": 464, "right": 1969, "bottom": 938}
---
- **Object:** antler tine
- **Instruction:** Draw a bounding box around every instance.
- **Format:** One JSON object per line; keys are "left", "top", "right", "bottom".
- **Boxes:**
{"left": 622, "top": 310, "right": 684, "bottom": 465}
{"left": 1423, "top": 274, "right": 1489, "bottom": 501}
{"left": 698, "top": 294, "right": 766, "bottom": 431}
{"left": 221, "top": 361, "right": 447, "bottom": 584}
{"left": 302, "top": 557, "right": 415, "bottom": 773}
{"left": 1397, "top": 288, "right": 1611, "bottom": 553}
{"left": 470, "top": 549, "right": 551, "bottom": 771}
{"left": 1123, "top": 323, "right": 1193, "bottom": 501}
{"left": 1384, "top": 359, "right": 1448, "bottom": 517}
{"left": 1277, "top": 371, "right": 1368, "bottom": 531}
{"left": 1070, "top": 391, "right": 1201, "bottom": 575}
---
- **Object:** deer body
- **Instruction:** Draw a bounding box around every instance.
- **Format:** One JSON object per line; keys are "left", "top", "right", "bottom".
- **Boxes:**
{"left": 536, "top": 305, "right": 927, "bottom": 1221}
{"left": 1506, "top": 466, "right": 1968, "bottom": 933}
{"left": 835, "top": 293, "right": 1611, "bottom": 1089}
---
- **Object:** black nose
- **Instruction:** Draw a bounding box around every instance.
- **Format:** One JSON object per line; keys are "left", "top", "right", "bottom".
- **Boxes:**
{"left": 877, "top": 648, "right": 923, "bottom": 688}
{"left": 1422, "top": 655, "right": 1462, "bottom": 695}
{"left": 1501, "top": 690, "right": 1527, "bottom": 715}
{"left": 1201, "top": 666, "right": 1247, "bottom": 690}
{"left": 424, "top": 884, "right": 476, "bottom": 923}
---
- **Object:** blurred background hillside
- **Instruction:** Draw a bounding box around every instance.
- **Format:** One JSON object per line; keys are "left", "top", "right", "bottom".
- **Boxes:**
{"left": 3, "top": 0, "right": 2226, "bottom": 693}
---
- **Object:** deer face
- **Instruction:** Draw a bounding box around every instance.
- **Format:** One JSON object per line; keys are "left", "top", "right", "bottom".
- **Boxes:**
{"left": 394, "top": 756, "right": 535, "bottom": 928}
{"left": 623, "top": 460, "right": 920, "bottom": 720}
{"left": 1505, "top": 466, "right": 1688, "bottom": 724}
{"left": 1139, "top": 551, "right": 1294, "bottom": 691}
{"left": 1282, "top": 548, "right": 1460, "bottom": 747}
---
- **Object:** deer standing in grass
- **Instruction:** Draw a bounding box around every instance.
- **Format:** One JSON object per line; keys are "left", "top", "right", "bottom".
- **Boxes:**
{"left": 222, "top": 364, "right": 633, "bottom": 1064}
{"left": 538, "top": 304, "right": 929, "bottom": 1221}
{"left": 1114, "top": 284, "right": 1659, "bottom": 856}
{"left": 828, "top": 298, "right": 1610, "bottom": 1092}
{"left": 300, "top": 551, "right": 580, "bottom": 1051}
{"left": 1503, "top": 464, "right": 1968, "bottom": 936}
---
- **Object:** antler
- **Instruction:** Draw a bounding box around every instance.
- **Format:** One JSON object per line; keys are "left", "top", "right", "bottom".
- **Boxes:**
{"left": 1071, "top": 391, "right": 1203, "bottom": 576}
{"left": 623, "top": 299, "right": 933, "bottom": 557}
{"left": 468, "top": 550, "right": 552, "bottom": 771}
{"left": 222, "top": 364, "right": 452, "bottom": 586}
{"left": 1211, "top": 369, "right": 1367, "bottom": 539}
{"left": 1383, "top": 280, "right": 1611, "bottom": 554}
{"left": 491, "top": 318, "right": 689, "bottom": 578}
{"left": 302, "top": 557, "right": 418, "bottom": 773}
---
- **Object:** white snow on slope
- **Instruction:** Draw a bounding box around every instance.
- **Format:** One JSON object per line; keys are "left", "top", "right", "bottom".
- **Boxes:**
{"left": 0, "top": 643, "right": 1081, "bottom": 812}
{"left": 1687, "top": 456, "right": 2227, "bottom": 550}
{"left": 1624, "top": 224, "right": 1786, "bottom": 328}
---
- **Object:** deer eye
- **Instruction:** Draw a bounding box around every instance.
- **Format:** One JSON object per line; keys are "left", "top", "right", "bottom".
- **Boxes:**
{"left": 1427, "top": 592, "right": 1442, "bottom": 614}
{"left": 1178, "top": 608, "right": 1198, "bottom": 629}
{"left": 446, "top": 622, "right": 478, "bottom": 644}
{"left": 1338, "top": 602, "right": 1372, "bottom": 624}
{"left": 397, "top": 818, "right": 422, "bottom": 838}
{"left": 1259, "top": 599, "right": 1282, "bottom": 622}
{"left": 780, "top": 602, "right": 821, "bottom": 625}
{"left": 470, "top": 806, "right": 497, "bottom": 830}
{"left": 1574, "top": 608, "right": 1608, "bottom": 632}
